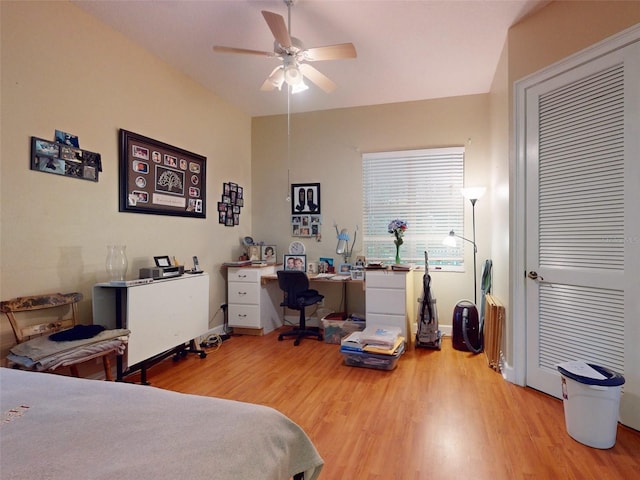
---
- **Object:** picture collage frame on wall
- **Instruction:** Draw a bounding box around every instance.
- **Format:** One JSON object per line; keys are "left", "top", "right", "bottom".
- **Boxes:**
{"left": 31, "top": 133, "right": 102, "bottom": 183}
{"left": 289, "top": 182, "right": 321, "bottom": 238}
{"left": 218, "top": 181, "right": 244, "bottom": 227}
{"left": 291, "top": 214, "right": 322, "bottom": 237}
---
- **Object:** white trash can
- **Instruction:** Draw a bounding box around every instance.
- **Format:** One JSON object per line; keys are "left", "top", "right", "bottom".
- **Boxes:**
{"left": 557, "top": 362, "right": 625, "bottom": 449}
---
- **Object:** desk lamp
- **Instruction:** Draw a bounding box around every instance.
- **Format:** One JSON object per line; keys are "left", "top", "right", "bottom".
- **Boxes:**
{"left": 335, "top": 224, "right": 357, "bottom": 264}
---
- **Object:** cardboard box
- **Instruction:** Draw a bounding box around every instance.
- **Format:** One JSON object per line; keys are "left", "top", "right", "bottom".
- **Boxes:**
{"left": 321, "top": 315, "right": 366, "bottom": 344}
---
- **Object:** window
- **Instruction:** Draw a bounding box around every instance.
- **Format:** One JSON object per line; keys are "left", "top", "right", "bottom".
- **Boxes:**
{"left": 362, "top": 147, "right": 464, "bottom": 269}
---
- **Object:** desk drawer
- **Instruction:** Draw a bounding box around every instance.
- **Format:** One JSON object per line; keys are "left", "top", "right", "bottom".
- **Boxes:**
{"left": 366, "top": 270, "right": 407, "bottom": 289}
{"left": 228, "top": 268, "right": 262, "bottom": 283}
{"left": 366, "top": 288, "right": 406, "bottom": 315}
{"left": 228, "top": 282, "right": 260, "bottom": 304}
{"left": 228, "top": 304, "right": 260, "bottom": 328}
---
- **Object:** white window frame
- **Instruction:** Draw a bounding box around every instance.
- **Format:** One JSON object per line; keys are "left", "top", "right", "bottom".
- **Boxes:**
{"left": 362, "top": 146, "right": 465, "bottom": 269}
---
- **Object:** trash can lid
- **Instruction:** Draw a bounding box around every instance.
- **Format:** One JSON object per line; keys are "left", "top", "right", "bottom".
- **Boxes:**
{"left": 557, "top": 362, "right": 625, "bottom": 387}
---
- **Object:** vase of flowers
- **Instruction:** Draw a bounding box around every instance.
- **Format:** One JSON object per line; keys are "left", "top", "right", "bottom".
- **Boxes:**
{"left": 388, "top": 219, "right": 407, "bottom": 264}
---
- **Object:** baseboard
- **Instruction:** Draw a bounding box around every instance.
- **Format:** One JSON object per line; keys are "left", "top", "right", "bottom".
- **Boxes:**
{"left": 501, "top": 361, "right": 515, "bottom": 383}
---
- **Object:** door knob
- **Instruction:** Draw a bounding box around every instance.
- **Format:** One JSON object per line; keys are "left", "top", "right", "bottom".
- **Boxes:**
{"left": 527, "top": 271, "right": 543, "bottom": 281}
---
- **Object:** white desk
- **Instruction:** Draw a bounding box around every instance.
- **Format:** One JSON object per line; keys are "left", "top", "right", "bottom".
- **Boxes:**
{"left": 93, "top": 273, "right": 209, "bottom": 381}
{"left": 259, "top": 269, "right": 411, "bottom": 339}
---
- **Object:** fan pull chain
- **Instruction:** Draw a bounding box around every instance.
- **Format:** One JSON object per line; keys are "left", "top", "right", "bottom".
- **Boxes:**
{"left": 286, "top": 83, "right": 291, "bottom": 202}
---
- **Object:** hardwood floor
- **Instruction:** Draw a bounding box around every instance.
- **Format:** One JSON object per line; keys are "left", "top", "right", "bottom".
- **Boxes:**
{"left": 128, "top": 330, "right": 640, "bottom": 479}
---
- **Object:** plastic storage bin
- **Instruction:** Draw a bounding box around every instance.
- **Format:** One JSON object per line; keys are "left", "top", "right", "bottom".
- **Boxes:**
{"left": 557, "top": 362, "right": 625, "bottom": 449}
{"left": 321, "top": 315, "right": 365, "bottom": 344}
{"left": 340, "top": 342, "right": 405, "bottom": 371}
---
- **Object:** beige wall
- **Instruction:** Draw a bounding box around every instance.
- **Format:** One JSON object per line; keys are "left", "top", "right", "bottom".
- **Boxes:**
{"left": 252, "top": 95, "right": 492, "bottom": 323}
{"left": 0, "top": 1, "right": 252, "bottom": 358}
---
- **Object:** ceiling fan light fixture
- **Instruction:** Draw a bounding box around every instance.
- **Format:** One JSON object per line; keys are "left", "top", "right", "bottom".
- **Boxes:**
{"left": 284, "top": 63, "right": 303, "bottom": 85}
{"left": 291, "top": 80, "right": 308, "bottom": 94}
{"left": 269, "top": 67, "right": 285, "bottom": 89}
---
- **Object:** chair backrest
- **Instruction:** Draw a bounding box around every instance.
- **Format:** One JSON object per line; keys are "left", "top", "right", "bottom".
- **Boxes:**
{"left": 277, "top": 270, "right": 310, "bottom": 309}
{"left": 0, "top": 292, "right": 83, "bottom": 344}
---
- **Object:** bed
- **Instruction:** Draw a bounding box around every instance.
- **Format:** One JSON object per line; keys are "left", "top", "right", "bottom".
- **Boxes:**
{"left": 0, "top": 368, "right": 324, "bottom": 480}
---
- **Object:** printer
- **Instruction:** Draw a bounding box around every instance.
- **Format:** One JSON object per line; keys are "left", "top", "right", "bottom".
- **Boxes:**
{"left": 139, "top": 265, "right": 184, "bottom": 279}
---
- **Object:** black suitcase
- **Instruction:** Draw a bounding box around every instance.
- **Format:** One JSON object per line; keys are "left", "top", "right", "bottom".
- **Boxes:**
{"left": 452, "top": 300, "right": 482, "bottom": 353}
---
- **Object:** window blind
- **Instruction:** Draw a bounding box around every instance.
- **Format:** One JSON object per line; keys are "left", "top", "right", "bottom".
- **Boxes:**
{"left": 362, "top": 147, "right": 464, "bottom": 268}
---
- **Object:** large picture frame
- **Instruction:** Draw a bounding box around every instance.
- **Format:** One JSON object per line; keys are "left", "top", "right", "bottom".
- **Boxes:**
{"left": 119, "top": 129, "right": 206, "bottom": 218}
{"left": 291, "top": 183, "right": 321, "bottom": 214}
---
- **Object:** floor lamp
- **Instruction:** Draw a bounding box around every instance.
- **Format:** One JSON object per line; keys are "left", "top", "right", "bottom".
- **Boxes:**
{"left": 443, "top": 187, "right": 485, "bottom": 305}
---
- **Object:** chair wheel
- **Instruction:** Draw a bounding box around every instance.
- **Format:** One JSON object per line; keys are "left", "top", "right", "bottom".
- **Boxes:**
{"left": 199, "top": 352, "right": 207, "bottom": 359}
{"left": 278, "top": 335, "right": 284, "bottom": 341}
{"left": 294, "top": 339, "right": 301, "bottom": 346}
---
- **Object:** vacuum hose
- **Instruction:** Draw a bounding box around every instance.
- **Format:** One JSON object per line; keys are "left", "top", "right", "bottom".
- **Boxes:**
{"left": 462, "top": 306, "right": 483, "bottom": 354}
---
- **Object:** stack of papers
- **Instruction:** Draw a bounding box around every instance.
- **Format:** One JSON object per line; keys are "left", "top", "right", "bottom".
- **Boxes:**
{"left": 330, "top": 275, "right": 350, "bottom": 281}
{"left": 341, "top": 329, "right": 405, "bottom": 356}
{"left": 222, "top": 260, "right": 252, "bottom": 267}
{"left": 364, "top": 337, "right": 405, "bottom": 355}
{"left": 557, "top": 360, "right": 607, "bottom": 380}
{"left": 360, "top": 326, "right": 402, "bottom": 348}
{"left": 391, "top": 264, "right": 412, "bottom": 271}
{"left": 341, "top": 331, "right": 365, "bottom": 352}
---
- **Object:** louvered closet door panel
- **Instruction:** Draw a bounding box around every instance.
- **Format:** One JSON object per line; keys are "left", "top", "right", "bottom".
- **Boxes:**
{"left": 538, "top": 284, "right": 625, "bottom": 374}
{"left": 538, "top": 64, "right": 625, "bottom": 272}
{"left": 525, "top": 51, "right": 629, "bottom": 398}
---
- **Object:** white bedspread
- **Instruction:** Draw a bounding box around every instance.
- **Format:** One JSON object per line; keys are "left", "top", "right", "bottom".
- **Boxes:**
{"left": 0, "top": 368, "right": 324, "bottom": 480}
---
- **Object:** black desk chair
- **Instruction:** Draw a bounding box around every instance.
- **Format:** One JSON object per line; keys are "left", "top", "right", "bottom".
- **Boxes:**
{"left": 277, "top": 270, "right": 324, "bottom": 346}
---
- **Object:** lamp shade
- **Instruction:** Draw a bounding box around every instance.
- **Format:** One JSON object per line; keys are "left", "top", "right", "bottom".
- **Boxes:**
{"left": 442, "top": 235, "right": 457, "bottom": 247}
{"left": 461, "top": 186, "right": 486, "bottom": 201}
{"left": 284, "top": 64, "right": 303, "bottom": 85}
{"left": 442, "top": 230, "right": 457, "bottom": 247}
{"left": 291, "top": 80, "right": 309, "bottom": 94}
{"left": 268, "top": 67, "right": 285, "bottom": 90}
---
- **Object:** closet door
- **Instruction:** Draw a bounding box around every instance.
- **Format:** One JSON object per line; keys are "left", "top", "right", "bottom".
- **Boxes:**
{"left": 523, "top": 40, "right": 639, "bottom": 429}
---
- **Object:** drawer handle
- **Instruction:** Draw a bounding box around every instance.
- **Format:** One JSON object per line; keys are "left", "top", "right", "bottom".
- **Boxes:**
{"left": 238, "top": 291, "right": 247, "bottom": 296}
{"left": 238, "top": 274, "right": 247, "bottom": 278}
{"left": 238, "top": 314, "right": 247, "bottom": 318}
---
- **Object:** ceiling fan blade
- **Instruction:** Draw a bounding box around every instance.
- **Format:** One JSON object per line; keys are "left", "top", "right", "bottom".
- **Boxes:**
{"left": 260, "top": 66, "right": 284, "bottom": 91}
{"left": 213, "top": 45, "right": 277, "bottom": 57}
{"left": 299, "top": 64, "right": 336, "bottom": 93}
{"left": 305, "top": 43, "right": 357, "bottom": 61}
{"left": 262, "top": 10, "right": 292, "bottom": 49}
{"left": 260, "top": 79, "right": 277, "bottom": 92}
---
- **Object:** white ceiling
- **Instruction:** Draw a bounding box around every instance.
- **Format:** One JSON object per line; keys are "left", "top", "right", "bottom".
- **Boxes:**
{"left": 73, "top": 0, "right": 547, "bottom": 117}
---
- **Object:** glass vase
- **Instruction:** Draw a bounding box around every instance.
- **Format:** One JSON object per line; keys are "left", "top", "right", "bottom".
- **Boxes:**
{"left": 395, "top": 244, "right": 401, "bottom": 264}
{"left": 106, "top": 245, "right": 128, "bottom": 281}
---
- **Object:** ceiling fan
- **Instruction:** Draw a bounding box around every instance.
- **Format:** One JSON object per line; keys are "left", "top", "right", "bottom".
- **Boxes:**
{"left": 213, "top": 0, "right": 357, "bottom": 94}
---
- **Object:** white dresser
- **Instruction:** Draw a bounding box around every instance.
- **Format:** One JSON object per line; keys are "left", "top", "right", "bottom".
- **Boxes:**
{"left": 227, "top": 265, "right": 280, "bottom": 334}
{"left": 365, "top": 269, "right": 412, "bottom": 339}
